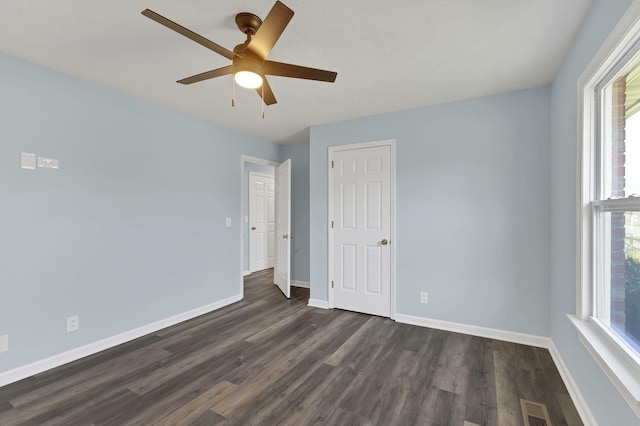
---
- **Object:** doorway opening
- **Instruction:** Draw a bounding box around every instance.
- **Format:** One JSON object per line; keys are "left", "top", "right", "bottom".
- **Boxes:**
{"left": 240, "top": 155, "right": 293, "bottom": 300}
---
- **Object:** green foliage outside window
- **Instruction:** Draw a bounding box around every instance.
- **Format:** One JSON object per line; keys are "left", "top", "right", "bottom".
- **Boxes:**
{"left": 626, "top": 255, "right": 640, "bottom": 345}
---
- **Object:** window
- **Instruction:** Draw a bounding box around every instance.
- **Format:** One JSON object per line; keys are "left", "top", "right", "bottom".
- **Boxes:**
{"left": 574, "top": 2, "right": 640, "bottom": 416}
{"left": 593, "top": 56, "right": 640, "bottom": 354}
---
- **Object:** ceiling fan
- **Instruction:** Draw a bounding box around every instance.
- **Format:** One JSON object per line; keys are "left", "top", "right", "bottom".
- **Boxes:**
{"left": 141, "top": 1, "right": 337, "bottom": 107}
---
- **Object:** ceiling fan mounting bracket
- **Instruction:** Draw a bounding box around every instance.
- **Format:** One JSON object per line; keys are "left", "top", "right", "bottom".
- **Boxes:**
{"left": 235, "top": 12, "right": 262, "bottom": 36}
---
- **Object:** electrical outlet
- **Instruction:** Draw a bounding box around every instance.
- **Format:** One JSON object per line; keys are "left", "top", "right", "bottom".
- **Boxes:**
{"left": 0, "top": 335, "right": 8, "bottom": 353}
{"left": 67, "top": 316, "right": 79, "bottom": 333}
{"left": 420, "top": 292, "right": 429, "bottom": 304}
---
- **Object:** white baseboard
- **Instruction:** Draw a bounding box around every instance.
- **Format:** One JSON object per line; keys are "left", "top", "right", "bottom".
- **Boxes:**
{"left": 394, "top": 313, "right": 595, "bottom": 425}
{"left": 0, "top": 294, "right": 242, "bottom": 388}
{"left": 394, "top": 313, "right": 550, "bottom": 348}
{"left": 291, "top": 280, "right": 310, "bottom": 288}
{"left": 547, "top": 341, "right": 597, "bottom": 426}
{"left": 243, "top": 270, "right": 251, "bottom": 277}
{"left": 307, "top": 298, "right": 329, "bottom": 309}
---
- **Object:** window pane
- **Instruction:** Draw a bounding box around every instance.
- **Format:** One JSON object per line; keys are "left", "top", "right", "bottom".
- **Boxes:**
{"left": 604, "top": 211, "right": 640, "bottom": 354}
{"left": 627, "top": 114, "right": 640, "bottom": 197}
{"left": 605, "top": 57, "right": 640, "bottom": 199}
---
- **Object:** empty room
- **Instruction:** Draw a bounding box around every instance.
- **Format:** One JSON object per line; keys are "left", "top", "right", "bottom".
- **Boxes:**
{"left": 2, "top": 0, "right": 640, "bottom": 424}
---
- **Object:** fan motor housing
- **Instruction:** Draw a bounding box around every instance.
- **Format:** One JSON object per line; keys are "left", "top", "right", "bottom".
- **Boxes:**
{"left": 233, "top": 56, "right": 264, "bottom": 78}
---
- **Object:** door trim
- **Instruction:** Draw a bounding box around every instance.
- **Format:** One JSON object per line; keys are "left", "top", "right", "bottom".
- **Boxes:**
{"left": 240, "top": 155, "right": 279, "bottom": 299}
{"left": 327, "top": 139, "right": 397, "bottom": 319}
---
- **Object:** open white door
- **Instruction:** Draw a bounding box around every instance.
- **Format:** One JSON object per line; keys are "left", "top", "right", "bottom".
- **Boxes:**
{"left": 274, "top": 159, "right": 292, "bottom": 298}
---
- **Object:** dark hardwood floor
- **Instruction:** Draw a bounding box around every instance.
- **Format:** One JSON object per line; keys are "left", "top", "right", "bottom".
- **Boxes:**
{"left": 0, "top": 269, "right": 582, "bottom": 425}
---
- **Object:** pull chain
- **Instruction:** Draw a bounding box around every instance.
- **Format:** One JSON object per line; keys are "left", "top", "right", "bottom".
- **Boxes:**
{"left": 231, "top": 63, "right": 236, "bottom": 107}
{"left": 261, "top": 84, "right": 265, "bottom": 119}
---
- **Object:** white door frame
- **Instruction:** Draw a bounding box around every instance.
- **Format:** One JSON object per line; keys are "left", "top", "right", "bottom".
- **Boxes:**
{"left": 240, "top": 155, "right": 279, "bottom": 298}
{"left": 327, "top": 139, "right": 397, "bottom": 319}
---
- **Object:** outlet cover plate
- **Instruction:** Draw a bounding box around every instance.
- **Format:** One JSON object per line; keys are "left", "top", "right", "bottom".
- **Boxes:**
{"left": 0, "top": 335, "right": 8, "bottom": 353}
{"left": 420, "top": 292, "right": 429, "bottom": 304}
{"left": 67, "top": 316, "right": 79, "bottom": 332}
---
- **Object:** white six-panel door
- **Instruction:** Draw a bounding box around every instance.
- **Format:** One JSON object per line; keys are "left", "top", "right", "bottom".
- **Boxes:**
{"left": 274, "top": 159, "right": 292, "bottom": 298}
{"left": 331, "top": 145, "right": 392, "bottom": 317}
{"left": 249, "top": 172, "right": 275, "bottom": 272}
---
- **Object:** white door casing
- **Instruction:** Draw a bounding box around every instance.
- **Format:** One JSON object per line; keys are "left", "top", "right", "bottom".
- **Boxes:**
{"left": 249, "top": 172, "right": 275, "bottom": 272}
{"left": 274, "top": 159, "right": 292, "bottom": 298}
{"left": 329, "top": 141, "right": 395, "bottom": 318}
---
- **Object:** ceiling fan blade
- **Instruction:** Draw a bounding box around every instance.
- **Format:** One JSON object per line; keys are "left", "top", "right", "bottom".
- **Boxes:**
{"left": 245, "top": 1, "right": 294, "bottom": 61}
{"left": 264, "top": 61, "right": 337, "bottom": 82}
{"left": 257, "top": 78, "right": 277, "bottom": 105}
{"left": 177, "top": 65, "right": 233, "bottom": 85}
{"left": 142, "top": 9, "right": 235, "bottom": 60}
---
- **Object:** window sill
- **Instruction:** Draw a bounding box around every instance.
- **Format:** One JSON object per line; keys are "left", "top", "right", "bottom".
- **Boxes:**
{"left": 568, "top": 314, "right": 640, "bottom": 416}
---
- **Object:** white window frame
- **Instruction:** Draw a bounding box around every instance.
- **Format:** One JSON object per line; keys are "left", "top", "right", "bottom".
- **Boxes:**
{"left": 573, "top": 0, "right": 640, "bottom": 416}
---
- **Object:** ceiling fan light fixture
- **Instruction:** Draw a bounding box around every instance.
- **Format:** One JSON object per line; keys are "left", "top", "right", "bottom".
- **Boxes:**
{"left": 142, "top": 1, "right": 337, "bottom": 107}
{"left": 234, "top": 70, "right": 263, "bottom": 89}
{"left": 233, "top": 57, "right": 264, "bottom": 89}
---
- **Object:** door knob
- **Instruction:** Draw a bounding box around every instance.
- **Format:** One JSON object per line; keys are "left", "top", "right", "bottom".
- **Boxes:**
{"left": 283, "top": 234, "right": 289, "bottom": 239}
{"left": 381, "top": 239, "right": 388, "bottom": 245}
{"left": 290, "top": 234, "right": 295, "bottom": 239}
{"left": 251, "top": 227, "right": 256, "bottom": 230}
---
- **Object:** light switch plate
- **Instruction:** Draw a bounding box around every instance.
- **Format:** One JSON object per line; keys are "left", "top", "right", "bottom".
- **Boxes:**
{"left": 21, "top": 152, "right": 36, "bottom": 169}
{"left": 225, "top": 218, "right": 232, "bottom": 228}
{"left": 0, "top": 335, "right": 8, "bottom": 353}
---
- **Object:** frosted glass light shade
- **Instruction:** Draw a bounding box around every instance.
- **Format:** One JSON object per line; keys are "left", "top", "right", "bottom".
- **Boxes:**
{"left": 234, "top": 71, "right": 263, "bottom": 89}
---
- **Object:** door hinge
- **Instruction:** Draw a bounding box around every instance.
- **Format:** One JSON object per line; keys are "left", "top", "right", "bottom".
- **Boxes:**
{"left": 331, "top": 220, "right": 334, "bottom": 228}
{"left": 331, "top": 281, "right": 334, "bottom": 288}
{"left": 331, "top": 160, "right": 334, "bottom": 169}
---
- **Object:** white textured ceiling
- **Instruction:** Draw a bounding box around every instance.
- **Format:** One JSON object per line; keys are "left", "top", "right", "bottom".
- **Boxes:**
{"left": 0, "top": 0, "right": 592, "bottom": 144}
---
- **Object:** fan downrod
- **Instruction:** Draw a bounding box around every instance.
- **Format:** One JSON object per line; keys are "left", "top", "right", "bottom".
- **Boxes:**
{"left": 235, "top": 12, "right": 262, "bottom": 36}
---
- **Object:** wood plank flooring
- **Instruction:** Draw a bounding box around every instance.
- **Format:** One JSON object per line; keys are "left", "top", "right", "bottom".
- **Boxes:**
{"left": 0, "top": 269, "right": 582, "bottom": 425}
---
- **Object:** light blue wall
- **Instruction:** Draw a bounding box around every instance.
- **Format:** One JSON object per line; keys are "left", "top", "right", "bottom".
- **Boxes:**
{"left": 0, "top": 53, "right": 280, "bottom": 372}
{"left": 243, "top": 162, "right": 275, "bottom": 273}
{"left": 5, "top": 2, "right": 639, "bottom": 420}
{"left": 310, "top": 87, "right": 551, "bottom": 336}
{"left": 549, "top": 0, "right": 639, "bottom": 423}
{"left": 282, "top": 142, "right": 311, "bottom": 283}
